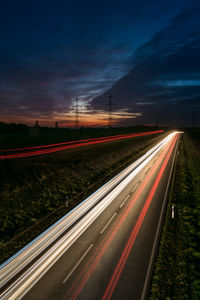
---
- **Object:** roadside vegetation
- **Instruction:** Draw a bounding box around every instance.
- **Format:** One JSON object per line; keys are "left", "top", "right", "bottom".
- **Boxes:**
{"left": 0, "top": 122, "right": 163, "bottom": 149}
{"left": 0, "top": 126, "right": 165, "bottom": 263}
{"left": 150, "top": 129, "right": 200, "bottom": 299}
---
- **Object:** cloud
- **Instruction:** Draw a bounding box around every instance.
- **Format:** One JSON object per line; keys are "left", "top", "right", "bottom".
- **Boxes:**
{"left": 0, "top": 40, "right": 133, "bottom": 122}
{"left": 0, "top": 1, "right": 198, "bottom": 126}
{"left": 90, "top": 7, "right": 200, "bottom": 126}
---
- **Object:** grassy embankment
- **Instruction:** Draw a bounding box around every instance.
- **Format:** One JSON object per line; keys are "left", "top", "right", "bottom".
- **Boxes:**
{"left": 0, "top": 129, "right": 165, "bottom": 264}
{"left": 150, "top": 129, "right": 200, "bottom": 299}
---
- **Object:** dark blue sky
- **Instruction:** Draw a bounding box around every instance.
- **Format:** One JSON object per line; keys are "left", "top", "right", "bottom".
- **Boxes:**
{"left": 0, "top": 0, "right": 199, "bottom": 126}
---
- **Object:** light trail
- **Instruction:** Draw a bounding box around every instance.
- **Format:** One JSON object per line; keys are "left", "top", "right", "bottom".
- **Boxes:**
{"left": 0, "top": 132, "right": 177, "bottom": 300}
{"left": 0, "top": 130, "right": 163, "bottom": 159}
{"left": 0, "top": 132, "right": 169, "bottom": 287}
{"left": 102, "top": 135, "right": 177, "bottom": 300}
{"left": 64, "top": 133, "right": 178, "bottom": 300}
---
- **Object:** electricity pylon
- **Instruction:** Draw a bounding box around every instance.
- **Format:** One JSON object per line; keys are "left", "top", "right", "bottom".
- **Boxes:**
{"left": 106, "top": 94, "right": 116, "bottom": 128}
{"left": 72, "top": 98, "right": 81, "bottom": 129}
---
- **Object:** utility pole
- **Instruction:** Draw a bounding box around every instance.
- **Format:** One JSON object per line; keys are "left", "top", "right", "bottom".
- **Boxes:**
{"left": 106, "top": 94, "right": 115, "bottom": 128}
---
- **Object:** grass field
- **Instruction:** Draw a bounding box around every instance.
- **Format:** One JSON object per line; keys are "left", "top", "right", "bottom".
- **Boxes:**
{"left": 0, "top": 123, "right": 164, "bottom": 149}
{"left": 149, "top": 129, "right": 200, "bottom": 299}
{"left": 0, "top": 128, "right": 165, "bottom": 263}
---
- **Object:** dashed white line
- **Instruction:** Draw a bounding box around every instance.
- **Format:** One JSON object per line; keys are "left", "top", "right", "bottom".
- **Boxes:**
{"left": 100, "top": 213, "right": 117, "bottom": 234}
{"left": 120, "top": 194, "right": 130, "bottom": 208}
{"left": 62, "top": 243, "right": 94, "bottom": 284}
{"left": 132, "top": 182, "right": 139, "bottom": 193}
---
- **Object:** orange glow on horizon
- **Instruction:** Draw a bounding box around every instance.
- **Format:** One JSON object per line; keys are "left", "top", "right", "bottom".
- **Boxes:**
{"left": 0, "top": 110, "right": 140, "bottom": 128}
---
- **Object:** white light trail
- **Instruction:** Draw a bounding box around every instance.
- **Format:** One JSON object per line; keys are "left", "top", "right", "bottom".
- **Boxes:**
{"left": 0, "top": 132, "right": 178, "bottom": 299}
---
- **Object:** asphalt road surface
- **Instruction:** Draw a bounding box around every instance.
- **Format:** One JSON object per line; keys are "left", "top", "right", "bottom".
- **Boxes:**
{"left": 17, "top": 132, "right": 179, "bottom": 300}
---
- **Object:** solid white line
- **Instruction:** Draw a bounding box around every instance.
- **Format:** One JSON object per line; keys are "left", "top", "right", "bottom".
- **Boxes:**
{"left": 100, "top": 213, "right": 117, "bottom": 234}
{"left": 120, "top": 194, "right": 130, "bottom": 208}
{"left": 140, "top": 135, "right": 179, "bottom": 300}
{"left": 62, "top": 244, "right": 93, "bottom": 284}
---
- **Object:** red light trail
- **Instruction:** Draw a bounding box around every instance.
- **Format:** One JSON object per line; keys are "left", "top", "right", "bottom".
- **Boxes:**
{"left": 0, "top": 130, "right": 163, "bottom": 160}
{"left": 63, "top": 133, "right": 178, "bottom": 300}
{"left": 102, "top": 135, "right": 178, "bottom": 300}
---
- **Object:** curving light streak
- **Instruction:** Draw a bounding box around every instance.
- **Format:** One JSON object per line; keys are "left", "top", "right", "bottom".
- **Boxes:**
{"left": 102, "top": 135, "right": 178, "bottom": 300}
{"left": 64, "top": 133, "right": 178, "bottom": 300}
{"left": 0, "top": 131, "right": 169, "bottom": 285}
{"left": 0, "top": 132, "right": 177, "bottom": 300}
{"left": 0, "top": 130, "right": 163, "bottom": 159}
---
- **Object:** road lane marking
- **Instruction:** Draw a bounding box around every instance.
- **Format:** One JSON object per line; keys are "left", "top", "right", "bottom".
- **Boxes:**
{"left": 102, "top": 134, "right": 178, "bottom": 300}
{"left": 63, "top": 134, "right": 178, "bottom": 300}
{"left": 132, "top": 182, "right": 139, "bottom": 193}
{"left": 0, "top": 133, "right": 175, "bottom": 299}
{"left": 120, "top": 195, "right": 130, "bottom": 208}
{"left": 62, "top": 244, "right": 94, "bottom": 284}
{"left": 100, "top": 213, "right": 117, "bottom": 234}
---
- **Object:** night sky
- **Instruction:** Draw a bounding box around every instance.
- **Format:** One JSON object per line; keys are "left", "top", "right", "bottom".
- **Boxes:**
{"left": 0, "top": 0, "right": 199, "bottom": 127}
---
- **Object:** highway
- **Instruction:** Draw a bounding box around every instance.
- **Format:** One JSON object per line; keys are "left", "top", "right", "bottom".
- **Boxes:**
{"left": 0, "top": 131, "right": 180, "bottom": 299}
{"left": 0, "top": 130, "right": 163, "bottom": 159}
